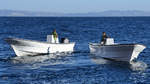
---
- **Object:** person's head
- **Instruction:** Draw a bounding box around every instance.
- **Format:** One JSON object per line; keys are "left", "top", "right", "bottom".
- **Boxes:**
{"left": 53, "top": 29, "right": 56, "bottom": 32}
{"left": 102, "top": 32, "right": 106, "bottom": 35}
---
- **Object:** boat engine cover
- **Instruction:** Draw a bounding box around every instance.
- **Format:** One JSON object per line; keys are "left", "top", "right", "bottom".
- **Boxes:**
{"left": 105, "top": 38, "right": 114, "bottom": 45}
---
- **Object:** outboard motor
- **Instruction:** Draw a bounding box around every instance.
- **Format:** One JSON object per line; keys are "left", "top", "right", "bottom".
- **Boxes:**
{"left": 61, "top": 38, "right": 69, "bottom": 43}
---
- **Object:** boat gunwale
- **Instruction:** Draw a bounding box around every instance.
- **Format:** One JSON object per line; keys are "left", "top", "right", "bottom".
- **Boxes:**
{"left": 5, "top": 37, "right": 75, "bottom": 45}
{"left": 89, "top": 43, "right": 146, "bottom": 48}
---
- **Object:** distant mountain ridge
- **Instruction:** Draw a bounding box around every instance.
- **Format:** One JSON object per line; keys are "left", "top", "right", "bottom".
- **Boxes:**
{"left": 0, "top": 10, "right": 150, "bottom": 16}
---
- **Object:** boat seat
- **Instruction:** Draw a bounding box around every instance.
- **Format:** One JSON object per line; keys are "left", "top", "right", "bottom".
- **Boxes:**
{"left": 47, "top": 35, "right": 59, "bottom": 43}
{"left": 105, "top": 38, "right": 114, "bottom": 45}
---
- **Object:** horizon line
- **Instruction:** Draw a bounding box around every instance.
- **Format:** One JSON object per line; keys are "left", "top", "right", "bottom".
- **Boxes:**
{"left": 0, "top": 9, "right": 150, "bottom": 14}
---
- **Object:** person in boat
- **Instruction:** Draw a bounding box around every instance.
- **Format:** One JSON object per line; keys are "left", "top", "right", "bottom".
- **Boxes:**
{"left": 52, "top": 29, "right": 58, "bottom": 43}
{"left": 101, "top": 32, "right": 108, "bottom": 44}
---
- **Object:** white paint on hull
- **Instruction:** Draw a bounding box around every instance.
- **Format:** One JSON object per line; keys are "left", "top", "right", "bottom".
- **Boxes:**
{"left": 5, "top": 38, "right": 75, "bottom": 56}
{"left": 89, "top": 43, "right": 146, "bottom": 62}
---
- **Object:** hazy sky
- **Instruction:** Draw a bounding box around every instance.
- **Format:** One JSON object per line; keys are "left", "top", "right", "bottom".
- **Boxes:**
{"left": 0, "top": 0, "right": 150, "bottom": 13}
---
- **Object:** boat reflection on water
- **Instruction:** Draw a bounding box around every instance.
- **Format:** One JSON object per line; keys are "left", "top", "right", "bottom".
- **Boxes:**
{"left": 89, "top": 55, "right": 111, "bottom": 64}
{"left": 89, "top": 54, "right": 147, "bottom": 71}
{"left": 10, "top": 53, "right": 71, "bottom": 64}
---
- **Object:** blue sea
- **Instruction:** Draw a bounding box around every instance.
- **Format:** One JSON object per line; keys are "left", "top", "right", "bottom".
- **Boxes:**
{"left": 0, "top": 17, "right": 150, "bottom": 84}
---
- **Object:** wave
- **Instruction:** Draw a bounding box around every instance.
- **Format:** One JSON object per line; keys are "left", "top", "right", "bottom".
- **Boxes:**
{"left": 130, "top": 61, "right": 147, "bottom": 71}
{"left": 10, "top": 53, "right": 72, "bottom": 64}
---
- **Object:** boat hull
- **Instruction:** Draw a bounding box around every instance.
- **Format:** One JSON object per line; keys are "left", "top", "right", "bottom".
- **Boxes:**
{"left": 5, "top": 38, "right": 75, "bottom": 56}
{"left": 89, "top": 43, "right": 146, "bottom": 62}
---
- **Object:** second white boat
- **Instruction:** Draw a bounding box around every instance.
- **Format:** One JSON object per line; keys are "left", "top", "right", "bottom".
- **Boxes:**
{"left": 89, "top": 38, "right": 146, "bottom": 62}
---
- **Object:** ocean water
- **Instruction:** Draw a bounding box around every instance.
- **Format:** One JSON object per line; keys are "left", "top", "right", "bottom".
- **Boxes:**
{"left": 0, "top": 17, "right": 150, "bottom": 84}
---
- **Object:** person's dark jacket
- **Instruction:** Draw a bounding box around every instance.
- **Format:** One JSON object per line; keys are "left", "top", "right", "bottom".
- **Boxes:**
{"left": 101, "top": 34, "right": 108, "bottom": 44}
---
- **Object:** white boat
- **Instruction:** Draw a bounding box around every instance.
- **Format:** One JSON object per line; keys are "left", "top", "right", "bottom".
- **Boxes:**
{"left": 5, "top": 35, "right": 75, "bottom": 56}
{"left": 89, "top": 38, "right": 146, "bottom": 62}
